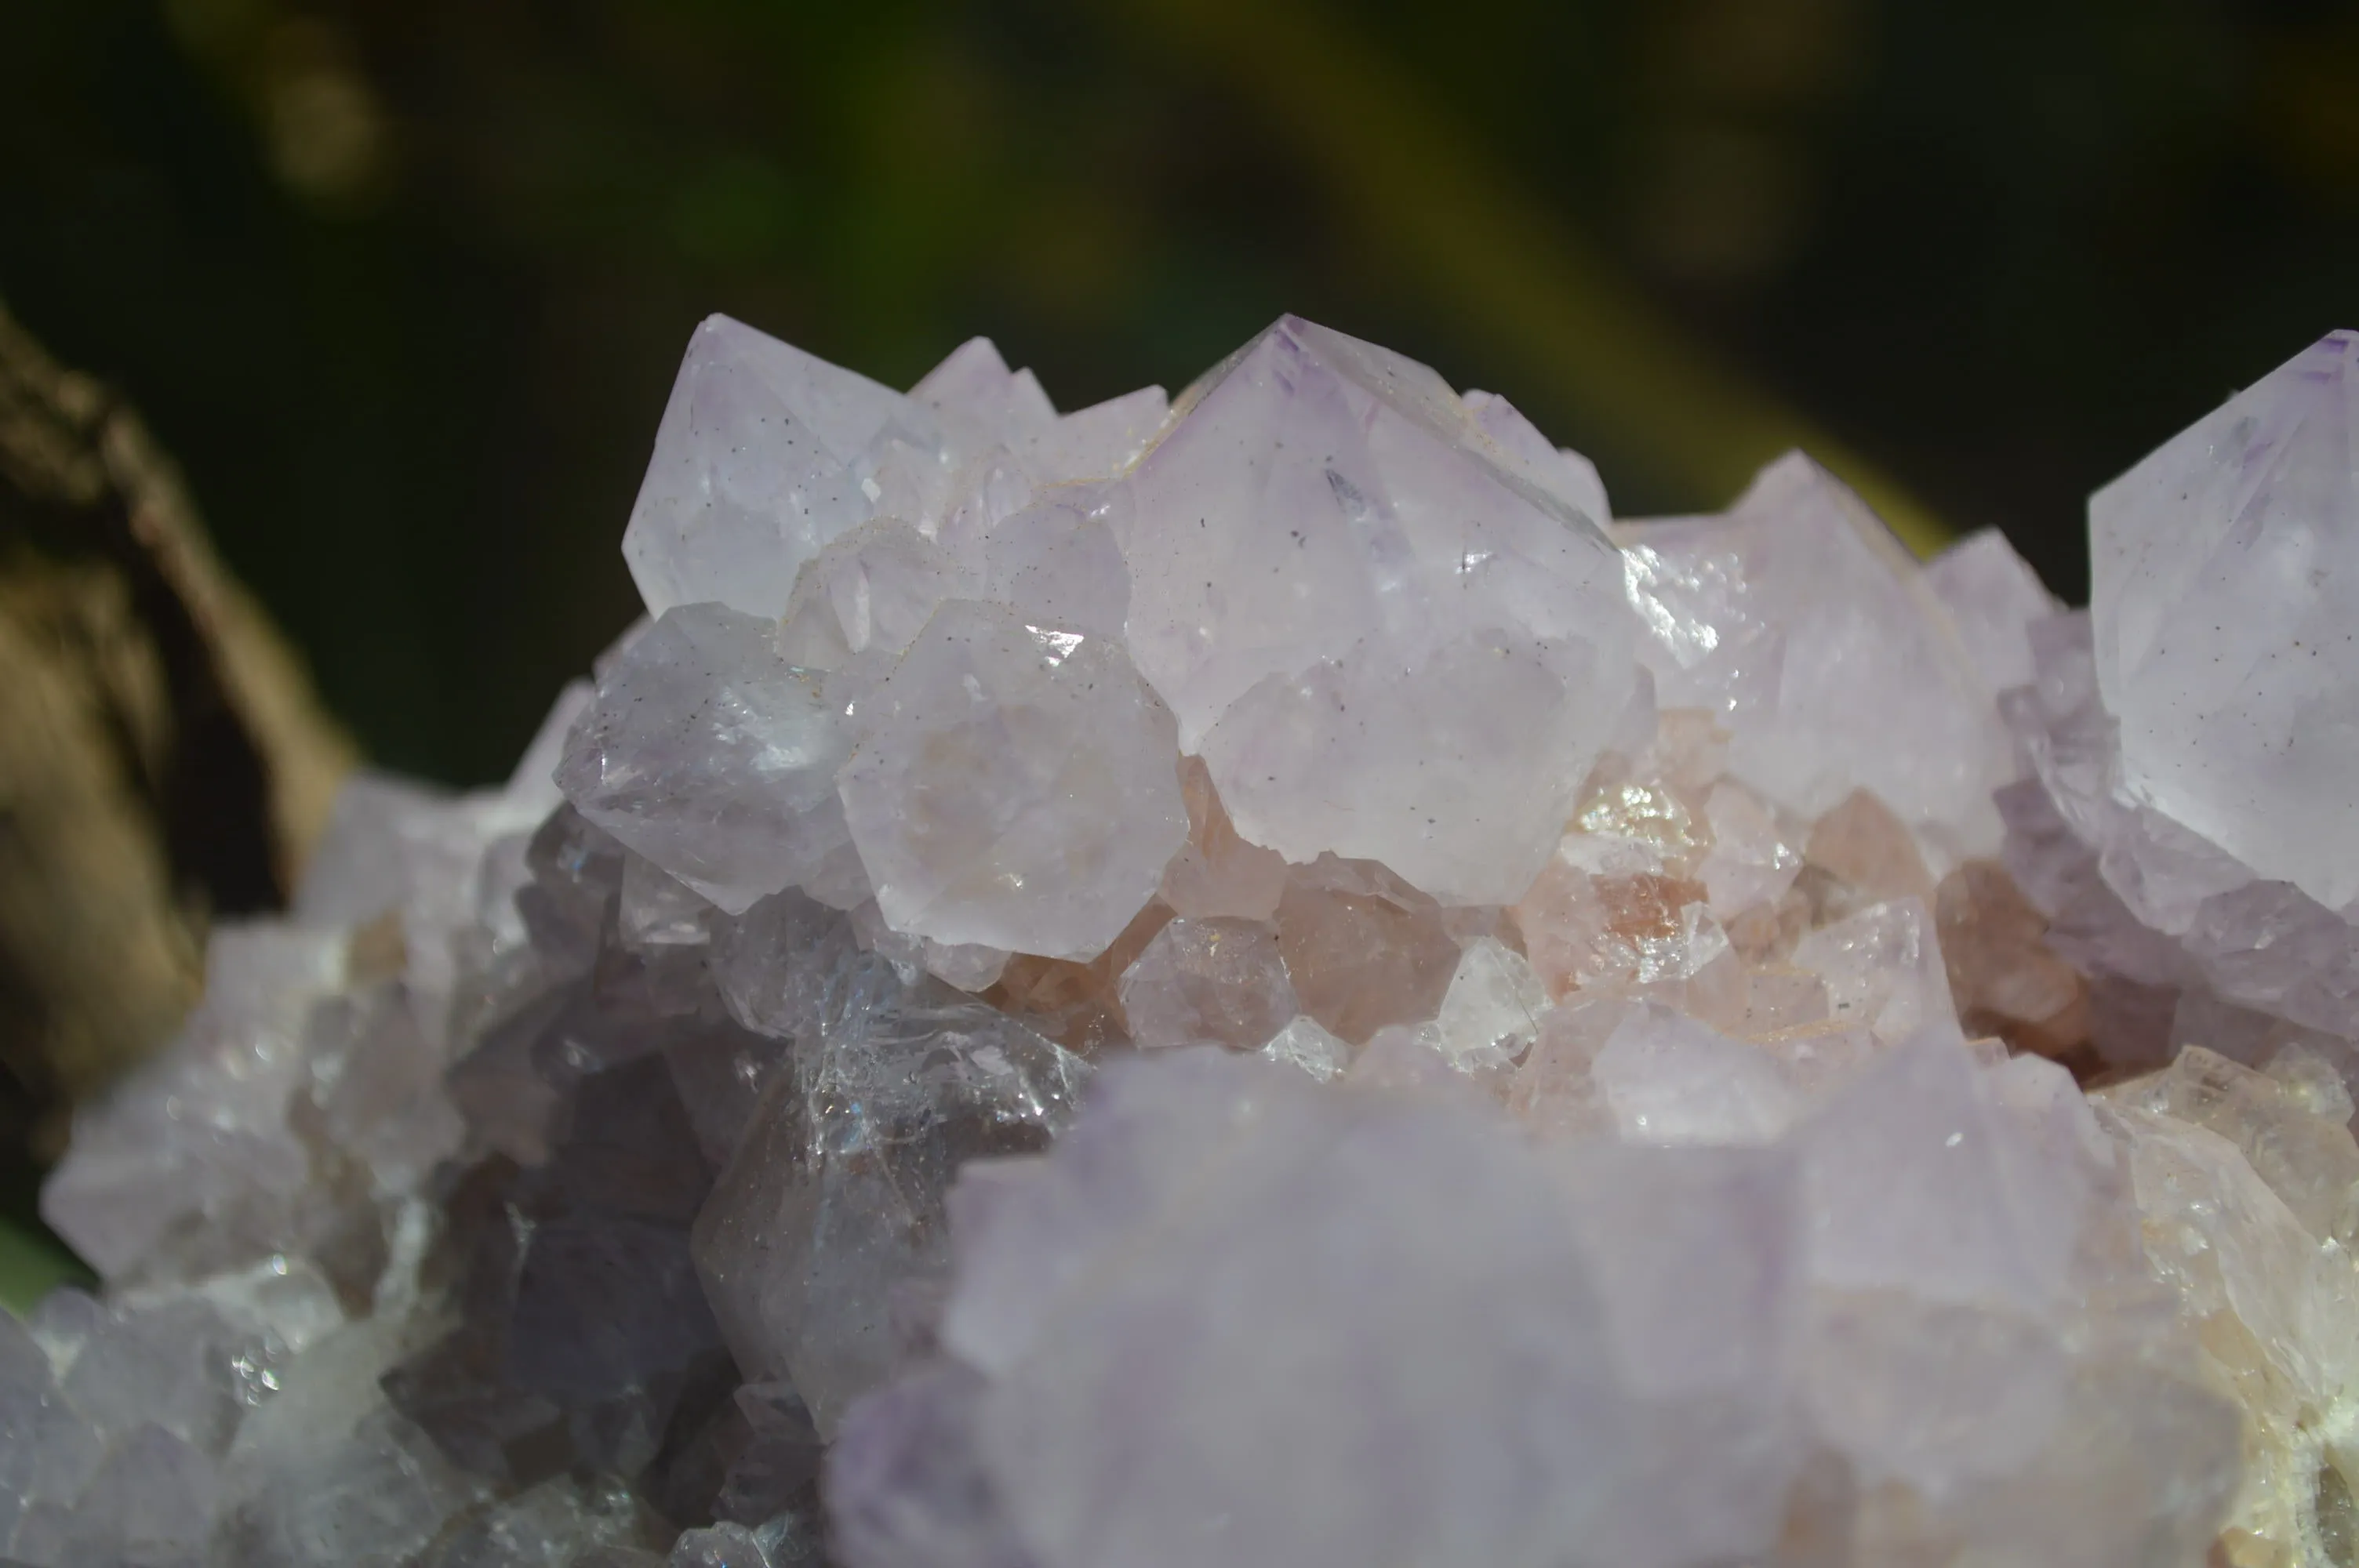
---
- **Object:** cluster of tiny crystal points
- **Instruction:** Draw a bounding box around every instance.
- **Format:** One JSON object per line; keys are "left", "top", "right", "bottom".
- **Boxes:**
{"left": 6, "top": 318, "right": 2358, "bottom": 1568}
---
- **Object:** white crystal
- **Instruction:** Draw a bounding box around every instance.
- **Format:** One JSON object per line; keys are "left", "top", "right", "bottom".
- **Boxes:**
{"left": 2091, "top": 328, "right": 2359, "bottom": 909}
{"left": 966, "top": 1058, "right": 1675, "bottom": 1568}
{"left": 1590, "top": 1003, "right": 1802, "bottom": 1145}
{"left": 293, "top": 772, "right": 453, "bottom": 927}
{"left": 911, "top": 337, "right": 1055, "bottom": 463}
{"left": 838, "top": 600, "right": 1186, "bottom": 959}
{"left": 558, "top": 602, "right": 860, "bottom": 916}
{"left": 919, "top": 938, "right": 1010, "bottom": 994}
{"left": 776, "top": 519, "right": 977, "bottom": 671}
{"left": 0, "top": 1312, "right": 100, "bottom": 1550}
{"left": 1797, "top": 1035, "right": 2088, "bottom": 1314}
{"left": 1790, "top": 896, "right": 1958, "bottom": 1047}
{"left": 26, "top": 1424, "right": 218, "bottom": 1568}
{"left": 963, "top": 488, "right": 1132, "bottom": 641}
{"left": 1543, "top": 1142, "right": 1807, "bottom": 1567}
{"left": 1921, "top": 526, "right": 2059, "bottom": 699}
{"left": 1430, "top": 936, "right": 1550, "bottom": 1070}
{"left": 1800, "top": 1293, "right": 2070, "bottom": 1497}
{"left": 2104, "top": 1098, "right": 2359, "bottom": 1555}
{"left": 1020, "top": 387, "right": 1169, "bottom": 485}
{"left": 41, "top": 926, "right": 349, "bottom": 1283}
{"left": 1201, "top": 624, "right": 1627, "bottom": 906}
{"left": 1462, "top": 388, "right": 1612, "bottom": 527}
{"left": 210, "top": 1320, "right": 491, "bottom": 1568}
{"left": 1121, "top": 315, "right": 1640, "bottom": 903}
{"left": 1253, "top": 1014, "right": 1354, "bottom": 1082}
{"left": 1620, "top": 452, "right": 2016, "bottom": 866}
{"left": 624, "top": 315, "right": 922, "bottom": 619}
{"left": 1547, "top": 1142, "right": 1800, "bottom": 1397}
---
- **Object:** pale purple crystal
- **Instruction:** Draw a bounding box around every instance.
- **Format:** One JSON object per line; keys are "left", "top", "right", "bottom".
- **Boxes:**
{"left": 2092, "top": 330, "right": 2359, "bottom": 910}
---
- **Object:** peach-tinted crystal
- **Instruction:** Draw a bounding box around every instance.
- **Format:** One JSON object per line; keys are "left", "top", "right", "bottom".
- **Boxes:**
{"left": 988, "top": 902, "right": 1174, "bottom": 1052}
{"left": 1274, "top": 857, "right": 1459, "bottom": 1044}
{"left": 1158, "top": 756, "right": 1289, "bottom": 923}
{"left": 1515, "top": 858, "right": 1712, "bottom": 1000}
{"left": 1933, "top": 859, "right": 2088, "bottom": 1062}
{"left": 1804, "top": 789, "right": 1934, "bottom": 907}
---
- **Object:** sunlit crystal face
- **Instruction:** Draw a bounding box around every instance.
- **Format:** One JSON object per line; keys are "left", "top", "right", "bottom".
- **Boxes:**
{"left": 1621, "top": 540, "right": 1730, "bottom": 670}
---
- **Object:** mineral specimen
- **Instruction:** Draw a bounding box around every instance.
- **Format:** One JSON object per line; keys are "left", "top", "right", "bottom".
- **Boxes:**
{"left": 12, "top": 314, "right": 2359, "bottom": 1568}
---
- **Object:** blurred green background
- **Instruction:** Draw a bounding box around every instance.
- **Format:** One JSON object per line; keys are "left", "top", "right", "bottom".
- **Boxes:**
{"left": 8, "top": 0, "right": 2357, "bottom": 789}
{"left": 2, "top": 0, "right": 2356, "bottom": 1301}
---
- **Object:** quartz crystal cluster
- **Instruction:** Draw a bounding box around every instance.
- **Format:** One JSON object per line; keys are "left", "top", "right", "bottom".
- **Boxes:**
{"left": 9, "top": 316, "right": 2359, "bottom": 1568}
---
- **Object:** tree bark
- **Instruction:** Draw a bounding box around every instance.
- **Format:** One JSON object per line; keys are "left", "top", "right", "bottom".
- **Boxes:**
{"left": 0, "top": 296, "right": 355, "bottom": 1161}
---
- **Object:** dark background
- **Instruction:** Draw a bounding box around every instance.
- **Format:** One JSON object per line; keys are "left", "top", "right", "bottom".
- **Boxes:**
{"left": 6, "top": 0, "right": 2356, "bottom": 789}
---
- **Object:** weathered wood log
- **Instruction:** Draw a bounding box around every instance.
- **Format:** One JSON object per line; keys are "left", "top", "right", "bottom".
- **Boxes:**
{"left": 0, "top": 296, "right": 355, "bottom": 1162}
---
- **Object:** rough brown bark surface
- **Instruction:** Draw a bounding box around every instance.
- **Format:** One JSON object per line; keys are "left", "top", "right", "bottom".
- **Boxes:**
{"left": 0, "top": 296, "right": 354, "bottom": 1160}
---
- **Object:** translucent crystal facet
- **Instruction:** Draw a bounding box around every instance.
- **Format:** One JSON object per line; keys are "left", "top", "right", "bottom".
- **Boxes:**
{"left": 836, "top": 601, "right": 1187, "bottom": 959}
{"left": 2091, "top": 329, "right": 2359, "bottom": 909}
{"left": 1121, "top": 316, "right": 1641, "bottom": 902}
{"left": 558, "top": 604, "right": 857, "bottom": 916}
{"left": 1620, "top": 453, "right": 2016, "bottom": 867}
{"left": 1115, "top": 916, "right": 1298, "bottom": 1051}
{"left": 623, "top": 316, "right": 918, "bottom": 621}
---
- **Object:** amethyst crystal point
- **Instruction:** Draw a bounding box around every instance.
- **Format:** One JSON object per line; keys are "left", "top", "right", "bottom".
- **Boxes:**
{"left": 1125, "top": 316, "right": 1641, "bottom": 904}
{"left": 1619, "top": 452, "right": 2016, "bottom": 869}
{"left": 622, "top": 316, "right": 916, "bottom": 622}
{"left": 2091, "top": 330, "right": 2359, "bottom": 909}
{"left": 2009, "top": 462, "right": 2359, "bottom": 1075}
{"left": 25, "top": 317, "right": 2359, "bottom": 1568}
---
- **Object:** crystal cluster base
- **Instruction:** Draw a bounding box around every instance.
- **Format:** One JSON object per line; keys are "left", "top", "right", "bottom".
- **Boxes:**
{"left": 10, "top": 318, "right": 2359, "bottom": 1568}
